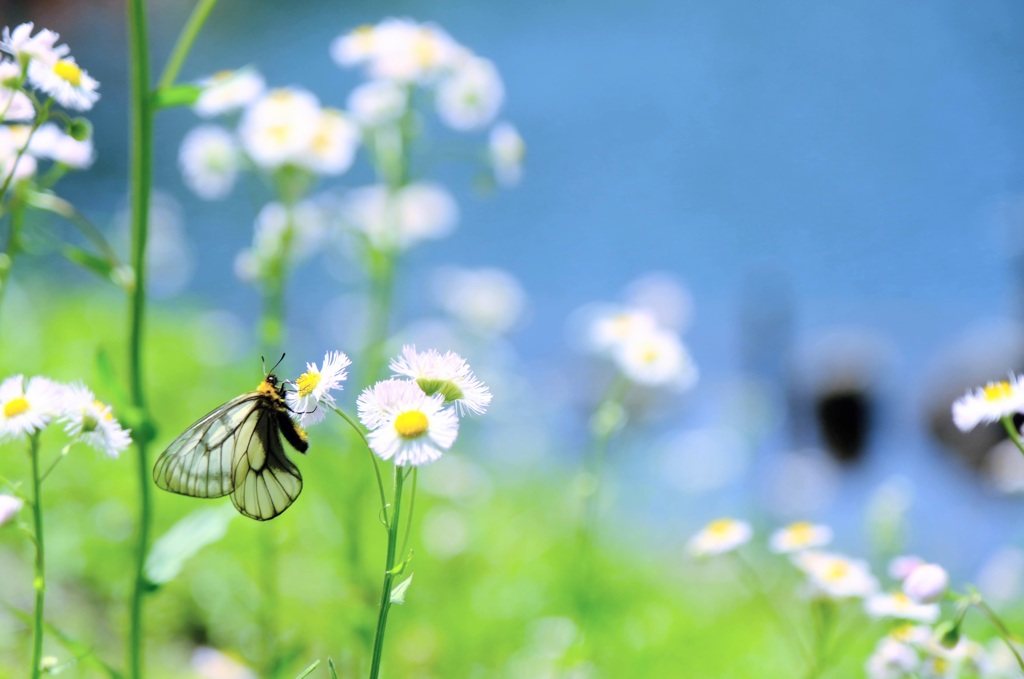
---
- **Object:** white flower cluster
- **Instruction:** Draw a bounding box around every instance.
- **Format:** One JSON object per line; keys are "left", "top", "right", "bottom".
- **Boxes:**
{"left": 585, "top": 304, "right": 698, "bottom": 390}
{"left": 0, "top": 23, "right": 100, "bottom": 112}
{"left": 233, "top": 199, "right": 328, "bottom": 283}
{"left": 952, "top": 374, "right": 1024, "bottom": 433}
{"left": 865, "top": 624, "right": 1010, "bottom": 679}
{"left": 0, "top": 374, "right": 131, "bottom": 458}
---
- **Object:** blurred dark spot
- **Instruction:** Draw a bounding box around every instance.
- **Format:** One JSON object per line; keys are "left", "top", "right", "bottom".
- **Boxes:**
{"left": 815, "top": 387, "right": 872, "bottom": 464}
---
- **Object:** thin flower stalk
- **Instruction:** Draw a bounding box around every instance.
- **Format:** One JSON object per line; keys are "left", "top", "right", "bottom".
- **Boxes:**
{"left": 368, "top": 466, "right": 405, "bottom": 679}
{"left": 28, "top": 432, "right": 44, "bottom": 679}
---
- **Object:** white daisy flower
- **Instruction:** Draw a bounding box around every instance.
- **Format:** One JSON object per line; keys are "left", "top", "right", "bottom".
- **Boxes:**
{"left": 903, "top": 563, "right": 949, "bottom": 603}
{"left": 613, "top": 327, "right": 698, "bottom": 390}
{"left": 27, "top": 55, "right": 99, "bottom": 111}
{"left": 889, "top": 555, "right": 926, "bottom": 581}
{"left": 0, "top": 375, "right": 63, "bottom": 441}
{"left": 769, "top": 521, "right": 833, "bottom": 553}
{"left": 586, "top": 306, "right": 660, "bottom": 354}
{"left": 250, "top": 200, "right": 325, "bottom": 264}
{"left": 286, "top": 350, "right": 351, "bottom": 427}
{"left": 489, "top": 122, "right": 524, "bottom": 187}
{"left": 0, "top": 23, "right": 67, "bottom": 65}
{"left": 435, "top": 56, "right": 504, "bottom": 131}
{"left": 343, "top": 19, "right": 461, "bottom": 83}
{"left": 59, "top": 383, "right": 131, "bottom": 458}
{"left": 178, "top": 125, "right": 239, "bottom": 200}
{"left": 238, "top": 88, "right": 321, "bottom": 169}
{"left": 347, "top": 79, "right": 407, "bottom": 127}
{"left": 298, "top": 108, "right": 359, "bottom": 176}
{"left": 866, "top": 637, "right": 920, "bottom": 679}
{"left": 792, "top": 550, "right": 879, "bottom": 600}
{"left": 918, "top": 654, "right": 959, "bottom": 679}
{"left": 865, "top": 592, "right": 940, "bottom": 623}
{"left": 341, "top": 182, "right": 458, "bottom": 250}
{"left": 194, "top": 67, "right": 265, "bottom": 118}
{"left": 0, "top": 61, "right": 34, "bottom": 122}
{"left": 952, "top": 375, "right": 1024, "bottom": 432}
{"left": 389, "top": 345, "right": 492, "bottom": 416}
{"left": 358, "top": 379, "right": 459, "bottom": 466}
{"left": 330, "top": 23, "right": 379, "bottom": 68}
{"left": 28, "top": 122, "right": 94, "bottom": 168}
{"left": 0, "top": 124, "right": 37, "bottom": 183}
{"left": 0, "top": 494, "right": 23, "bottom": 526}
{"left": 687, "top": 518, "right": 752, "bottom": 557}
{"left": 432, "top": 266, "right": 526, "bottom": 336}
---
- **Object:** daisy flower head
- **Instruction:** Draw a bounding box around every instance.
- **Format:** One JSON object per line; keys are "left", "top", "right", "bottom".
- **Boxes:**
{"left": 340, "top": 182, "right": 458, "bottom": 251}
{"left": 769, "top": 521, "right": 833, "bottom": 554}
{"left": 792, "top": 550, "right": 879, "bottom": 600}
{"left": 1, "top": 23, "right": 67, "bottom": 66}
{"left": 889, "top": 555, "right": 926, "bottom": 581}
{"left": 250, "top": 199, "right": 326, "bottom": 267}
{"left": 951, "top": 374, "right": 1024, "bottom": 432}
{"left": 688, "top": 518, "right": 752, "bottom": 557}
{"left": 0, "top": 61, "right": 34, "bottom": 122}
{"left": 330, "top": 23, "right": 379, "bottom": 69}
{"left": 435, "top": 55, "right": 504, "bottom": 131}
{"left": 613, "top": 327, "right": 698, "bottom": 390}
{"left": 239, "top": 87, "right": 321, "bottom": 169}
{"left": 865, "top": 592, "right": 940, "bottom": 623}
{"left": 59, "top": 383, "right": 131, "bottom": 458}
{"left": 0, "top": 494, "right": 23, "bottom": 526}
{"left": 903, "top": 563, "right": 949, "bottom": 604}
{"left": 586, "top": 306, "right": 660, "bottom": 354}
{"left": 489, "top": 122, "right": 525, "bottom": 187}
{"left": 389, "top": 345, "right": 491, "bottom": 416}
{"left": 866, "top": 637, "right": 919, "bottom": 679}
{"left": 347, "top": 79, "right": 408, "bottom": 128}
{"left": 29, "top": 122, "right": 94, "bottom": 169}
{"left": 194, "top": 67, "right": 265, "bottom": 118}
{"left": 179, "top": 125, "right": 239, "bottom": 200}
{"left": 0, "top": 375, "right": 64, "bottom": 441}
{"left": 27, "top": 54, "right": 99, "bottom": 111}
{"left": 298, "top": 108, "right": 360, "bottom": 176}
{"left": 286, "top": 350, "right": 351, "bottom": 427}
{"left": 357, "top": 379, "right": 459, "bottom": 466}
{"left": 433, "top": 266, "right": 526, "bottom": 336}
{"left": 344, "top": 19, "right": 461, "bottom": 84}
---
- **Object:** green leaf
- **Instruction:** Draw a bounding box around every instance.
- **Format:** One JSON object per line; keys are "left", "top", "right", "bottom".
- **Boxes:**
{"left": 152, "top": 83, "right": 202, "bottom": 109}
{"left": 59, "top": 244, "right": 113, "bottom": 281}
{"left": 144, "top": 505, "right": 237, "bottom": 587}
{"left": 2, "top": 604, "right": 123, "bottom": 679}
{"left": 390, "top": 573, "right": 414, "bottom": 605}
{"left": 293, "top": 659, "right": 320, "bottom": 679}
{"left": 327, "top": 658, "right": 339, "bottom": 679}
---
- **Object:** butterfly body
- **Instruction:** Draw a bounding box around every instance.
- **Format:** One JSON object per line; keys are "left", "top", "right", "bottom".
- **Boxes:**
{"left": 153, "top": 373, "right": 308, "bottom": 521}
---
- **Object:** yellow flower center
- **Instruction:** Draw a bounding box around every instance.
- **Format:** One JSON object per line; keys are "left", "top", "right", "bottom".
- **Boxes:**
{"left": 787, "top": 522, "right": 815, "bottom": 545}
{"left": 414, "top": 31, "right": 439, "bottom": 67}
{"left": 891, "top": 624, "right": 913, "bottom": 641}
{"left": 823, "top": 561, "right": 850, "bottom": 582}
{"left": 933, "top": 659, "right": 948, "bottom": 672}
{"left": 267, "top": 124, "right": 291, "bottom": 143}
{"left": 893, "top": 592, "right": 911, "bottom": 608}
{"left": 394, "top": 410, "right": 429, "bottom": 438}
{"left": 211, "top": 69, "right": 234, "bottom": 83}
{"left": 92, "top": 400, "right": 113, "bottom": 421}
{"left": 54, "top": 60, "right": 82, "bottom": 86}
{"left": 3, "top": 396, "right": 29, "bottom": 418}
{"left": 296, "top": 371, "right": 321, "bottom": 397}
{"left": 640, "top": 344, "right": 660, "bottom": 364}
{"left": 707, "top": 519, "right": 735, "bottom": 537}
{"left": 353, "top": 24, "right": 375, "bottom": 49}
{"left": 984, "top": 381, "right": 1013, "bottom": 401}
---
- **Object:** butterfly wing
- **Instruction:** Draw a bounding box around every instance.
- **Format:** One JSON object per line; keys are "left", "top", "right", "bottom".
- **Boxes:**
{"left": 152, "top": 394, "right": 262, "bottom": 499}
{"left": 229, "top": 407, "right": 303, "bottom": 521}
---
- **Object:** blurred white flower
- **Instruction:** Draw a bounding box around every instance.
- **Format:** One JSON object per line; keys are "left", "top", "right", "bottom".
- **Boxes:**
{"left": 27, "top": 54, "right": 99, "bottom": 111}
{"left": 390, "top": 345, "right": 492, "bottom": 416}
{"left": 341, "top": 182, "right": 458, "bottom": 250}
{"left": 347, "top": 79, "right": 407, "bottom": 127}
{"left": 613, "top": 328, "right": 697, "bottom": 390}
{"left": 903, "top": 563, "right": 949, "bottom": 603}
{"left": 178, "top": 125, "right": 239, "bottom": 200}
{"left": 585, "top": 306, "right": 660, "bottom": 354}
{"left": 59, "top": 383, "right": 131, "bottom": 458}
{"left": 792, "top": 550, "right": 878, "bottom": 599}
{"left": 0, "top": 23, "right": 67, "bottom": 65}
{"left": 489, "top": 122, "right": 524, "bottom": 187}
{"left": 0, "top": 494, "right": 23, "bottom": 526}
{"left": 191, "top": 647, "right": 256, "bottom": 679}
{"left": 866, "top": 637, "right": 919, "bottom": 679}
{"left": 330, "top": 24, "right": 377, "bottom": 68}
{"left": 0, "top": 124, "right": 37, "bottom": 182}
{"left": 951, "top": 375, "right": 1024, "bottom": 432}
{"left": 194, "top": 67, "right": 265, "bottom": 118}
{"left": 286, "top": 350, "right": 351, "bottom": 427}
{"left": 436, "top": 56, "right": 504, "bottom": 131}
{"left": 0, "top": 375, "right": 63, "bottom": 441}
{"left": 433, "top": 266, "right": 525, "bottom": 336}
{"left": 889, "top": 555, "right": 926, "bottom": 581}
{"left": 28, "top": 122, "right": 94, "bottom": 168}
{"left": 624, "top": 272, "right": 695, "bottom": 333}
{"left": 769, "top": 521, "right": 832, "bottom": 554}
{"left": 251, "top": 200, "right": 326, "bottom": 264}
{"left": 0, "top": 61, "right": 33, "bottom": 122}
{"left": 687, "top": 518, "right": 751, "bottom": 557}
{"left": 335, "top": 19, "right": 461, "bottom": 83}
{"left": 357, "top": 378, "right": 459, "bottom": 466}
{"left": 865, "top": 592, "right": 940, "bottom": 623}
{"left": 239, "top": 88, "right": 321, "bottom": 169}
{"left": 299, "top": 108, "right": 359, "bottom": 176}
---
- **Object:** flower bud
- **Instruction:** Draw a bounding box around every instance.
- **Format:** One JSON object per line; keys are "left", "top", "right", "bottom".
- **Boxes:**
{"left": 903, "top": 563, "right": 949, "bottom": 603}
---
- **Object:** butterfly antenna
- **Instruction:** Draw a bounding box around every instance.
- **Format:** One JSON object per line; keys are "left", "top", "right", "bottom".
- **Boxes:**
{"left": 269, "top": 353, "right": 286, "bottom": 375}
{"left": 261, "top": 355, "right": 267, "bottom": 376}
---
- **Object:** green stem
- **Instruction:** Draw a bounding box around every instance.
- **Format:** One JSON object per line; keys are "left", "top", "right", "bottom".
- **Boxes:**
{"left": 368, "top": 467, "right": 405, "bottom": 679}
{"left": 972, "top": 600, "right": 1024, "bottom": 671}
{"left": 330, "top": 406, "right": 389, "bottom": 527}
{"left": 398, "top": 468, "right": 417, "bottom": 559}
{"left": 28, "top": 433, "right": 43, "bottom": 679}
{"left": 0, "top": 191, "right": 26, "bottom": 333}
{"left": 581, "top": 376, "right": 629, "bottom": 538}
{"left": 732, "top": 553, "right": 812, "bottom": 665}
{"left": 0, "top": 100, "right": 50, "bottom": 205}
{"left": 1001, "top": 416, "right": 1024, "bottom": 457}
{"left": 156, "top": 0, "right": 222, "bottom": 91}
{"left": 126, "top": 0, "right": 154, "bottom": 674}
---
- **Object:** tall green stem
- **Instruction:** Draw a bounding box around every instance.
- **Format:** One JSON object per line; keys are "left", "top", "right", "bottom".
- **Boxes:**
{"left": 157, "top": 0, "right": 222, "bottom": 90}
{"left": 28, "top": 433, "right": 44, "bottom": 679}
{"left": 126, "top": 0, "right": 154, "bottom": 674}
{"left": 581, "top": 377, "right": 629, "bottom": 538}
{"left": 368, "top": 467, "right": 405, "bottom": 679}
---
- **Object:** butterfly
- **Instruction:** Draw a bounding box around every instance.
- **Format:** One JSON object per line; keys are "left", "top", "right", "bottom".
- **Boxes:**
{"left": 152, "top": 359, "right": 309, "bottom": 521}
